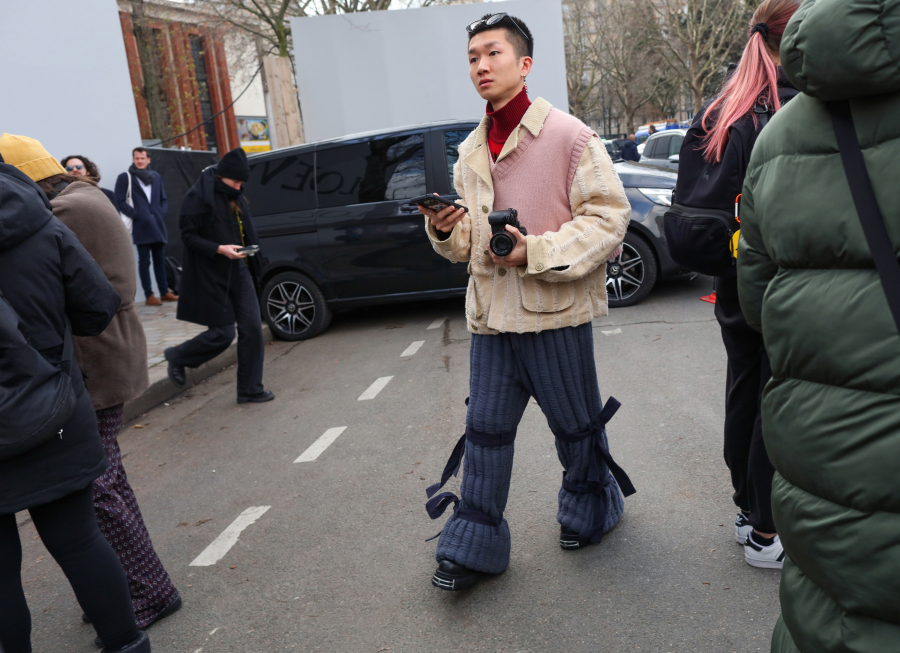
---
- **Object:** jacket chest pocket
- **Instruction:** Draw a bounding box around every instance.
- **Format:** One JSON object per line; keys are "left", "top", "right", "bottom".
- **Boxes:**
{"left": 521, "top": 279, "right": 575, "bottom": 313}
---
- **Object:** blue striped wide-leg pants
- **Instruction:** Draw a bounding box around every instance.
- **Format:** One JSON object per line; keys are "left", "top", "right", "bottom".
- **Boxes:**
{"left": 427, "top": 323, "right": 635, "bottom": 574}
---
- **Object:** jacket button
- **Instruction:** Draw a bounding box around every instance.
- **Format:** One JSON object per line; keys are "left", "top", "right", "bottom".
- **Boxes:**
{"left": 498, "top": 268, "right": 507, "bottom": 277}
{"left": 535, "top": 263, "right": 544, "bottom": 271}
{"left": 482, "top": 205, "right": 489, "bottom": 213}
{"left": 484, "top": 249, "right": 489, "bottom": 256}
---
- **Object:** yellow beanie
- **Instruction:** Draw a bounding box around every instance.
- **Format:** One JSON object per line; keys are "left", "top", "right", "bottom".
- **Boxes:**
{"left": 0, "top": 133, "right": 67, "bottom": 182}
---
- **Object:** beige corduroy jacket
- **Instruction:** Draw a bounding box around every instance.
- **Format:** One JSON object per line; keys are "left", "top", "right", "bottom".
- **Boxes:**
{"left": 425, "top": 99, "right": 631, "bottom": 334}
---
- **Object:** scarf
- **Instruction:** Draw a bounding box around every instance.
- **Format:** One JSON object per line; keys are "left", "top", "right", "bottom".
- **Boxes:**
{"left": 215, "top": 178, "right": 243, "bottom": 199}
{"left": 128, "top": 164, "right": 154, "bottom": 185}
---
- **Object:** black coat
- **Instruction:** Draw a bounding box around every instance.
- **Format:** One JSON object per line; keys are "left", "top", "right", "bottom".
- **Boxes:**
{"left": 674, "top": 69, "right": 799, "bottom": 329}
{"left": 0, "top": 164, "right": 120, "bottom": 515}
{"left": 620, "top": 139, "right": 640, "bottom": 161}
{"left": 177, "top": 167, "right": 261, "bottom": 327}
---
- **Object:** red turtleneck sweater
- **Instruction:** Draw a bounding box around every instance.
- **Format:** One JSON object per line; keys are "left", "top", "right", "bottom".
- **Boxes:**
{"left": 486, "top": 89, "right": 531, "bottom": 160}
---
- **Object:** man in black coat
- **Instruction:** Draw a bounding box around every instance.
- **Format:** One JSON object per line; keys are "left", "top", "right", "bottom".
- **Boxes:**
{"left": 620, "top": 134, "right": 640, "bottom": 161}
{"left": 164, "top": 148, "right": 273, "bottom": 404}
{"left": 115, "top": 147, "right": 174, "bottom": 306}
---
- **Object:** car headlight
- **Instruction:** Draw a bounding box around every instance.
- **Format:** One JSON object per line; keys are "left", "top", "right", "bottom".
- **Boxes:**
{"left": 638, "top": 188, "right": 672, "bottom": 207}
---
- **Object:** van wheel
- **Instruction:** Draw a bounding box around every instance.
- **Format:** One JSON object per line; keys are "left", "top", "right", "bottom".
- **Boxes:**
{"left": 262, "top": 272, "right": 332, "bottom": 341}
{"left": 606, "top": 231, "right": 658, "bottom": 308}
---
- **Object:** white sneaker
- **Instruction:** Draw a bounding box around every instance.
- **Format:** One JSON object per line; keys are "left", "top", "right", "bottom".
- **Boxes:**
{"left": 735, "top": 512, "right": 753, "bottom": 544}
{"left": 744, "top": 532, "right": 786, "bottom": 569}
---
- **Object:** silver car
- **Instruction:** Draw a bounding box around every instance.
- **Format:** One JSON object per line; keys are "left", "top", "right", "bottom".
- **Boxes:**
{"left": 639, "top": 129, "right": 687, "bottom": 171}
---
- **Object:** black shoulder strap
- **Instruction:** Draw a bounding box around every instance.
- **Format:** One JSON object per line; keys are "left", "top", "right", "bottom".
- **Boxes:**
{"left": 829, "top": 100, "right": 900, "bottom": 334}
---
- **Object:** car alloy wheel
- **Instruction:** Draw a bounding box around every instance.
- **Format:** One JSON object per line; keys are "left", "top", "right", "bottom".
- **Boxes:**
{"left": 262, "top": 271, "right": 333, "bottom": 341}
{"left": 606, "top": 231, "right": 658, "bottom": 308}
{"left": 267, "top": 281, "right": 316, "bottom": 336}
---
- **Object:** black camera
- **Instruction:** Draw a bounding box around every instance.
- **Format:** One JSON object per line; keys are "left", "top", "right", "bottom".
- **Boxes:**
{"left": 488, "top": 208, "right": 527, "bottom": 257}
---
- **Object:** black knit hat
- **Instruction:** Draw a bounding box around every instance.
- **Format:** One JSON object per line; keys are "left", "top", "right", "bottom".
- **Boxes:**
{"left": 216, "top": 147, "right": 250, "bottom": 182}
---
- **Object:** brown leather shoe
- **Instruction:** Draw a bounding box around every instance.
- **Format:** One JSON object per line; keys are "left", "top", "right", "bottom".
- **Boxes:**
{"left": 145, "top": 295, "right": 162, "bottom": 306}
{"left": 160, "top": 292, "right": 178, "bottom": 302}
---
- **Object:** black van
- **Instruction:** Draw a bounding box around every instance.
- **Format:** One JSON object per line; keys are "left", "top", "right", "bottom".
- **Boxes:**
{"left": 244, "top": 121, "right": 681, "bottom": 341}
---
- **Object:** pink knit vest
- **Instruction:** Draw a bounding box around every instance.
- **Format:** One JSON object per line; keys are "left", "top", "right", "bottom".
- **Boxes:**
{"left": 490, "top": 108, "right": 595, "bottom": 236}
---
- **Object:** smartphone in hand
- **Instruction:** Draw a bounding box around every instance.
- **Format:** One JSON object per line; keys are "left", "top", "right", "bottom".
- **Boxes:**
{"left": 236, "top": 245, "right": 260, "bottom": 256}
{"left": 411, "top": 194, "right": 468, "bottom": 213}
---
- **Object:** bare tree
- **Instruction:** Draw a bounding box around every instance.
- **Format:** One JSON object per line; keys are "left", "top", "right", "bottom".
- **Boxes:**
{"left": 652, "top": 0, "right": 752, "bottom": 113}
{"left": 198, "top": 0, "right": 439, "bottom": 58}
{"left": 597, "top": 0, "right": 669, "bottom": 133}
{"left": 563, "top": 0, "right": 606, "bottom": 122}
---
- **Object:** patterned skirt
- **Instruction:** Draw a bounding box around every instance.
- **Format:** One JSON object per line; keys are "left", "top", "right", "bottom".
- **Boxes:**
{"left": 93, "top": 405, "right": 179, "bottom": 629}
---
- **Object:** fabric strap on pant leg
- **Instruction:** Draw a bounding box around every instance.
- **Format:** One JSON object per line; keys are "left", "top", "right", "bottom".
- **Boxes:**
{"left": 424, "top": 421, "right": 516, "bottom": 538}
{"left": 556, "top": 397, "right": 636, "bottom": 543}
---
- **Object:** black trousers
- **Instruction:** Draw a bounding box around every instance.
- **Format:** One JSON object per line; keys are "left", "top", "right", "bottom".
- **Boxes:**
{"left": 0, "top": 486, "right": 139, "bottom": 653}
{"left": 137, "top": 242, "right": 168, "bottom": 298}
{"left": 169, "top": 263, "right": 264, "bottom": 396}
{"left": 719, "top": 322, "right": 777, "bottom": 533}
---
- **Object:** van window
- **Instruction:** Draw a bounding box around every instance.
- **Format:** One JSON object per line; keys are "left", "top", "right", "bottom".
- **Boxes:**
{"left": 316, "top": 133, "right": 425, "bottom": 208}
{"left": 668, "top": 134, "right": 684, "bottom": 157}
{"left": 245, "top": 152, "right": 316, "bottom": 215}
{"left": 444, "top": 130, "right": 469, "bottom": 190}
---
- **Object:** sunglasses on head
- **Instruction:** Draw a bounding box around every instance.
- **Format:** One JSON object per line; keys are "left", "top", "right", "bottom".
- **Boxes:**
{"left": 65, "top": 164, "right": 84, "bottom": 171}
{"left": 466, "top": 13, "right": 532, "bottom": 45}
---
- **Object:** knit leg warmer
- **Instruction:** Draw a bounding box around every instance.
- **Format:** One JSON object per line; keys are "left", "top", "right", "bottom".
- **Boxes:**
{"left": 435, "top": 439, "right": 515, "bottom": 574}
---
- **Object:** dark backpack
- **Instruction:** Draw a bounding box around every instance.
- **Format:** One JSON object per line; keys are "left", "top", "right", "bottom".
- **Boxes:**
{"left": 664, "top": 102, "right": 773, "bottom": 277}
{"left": 0, "top": 291, "right": 78, "bottom": 461}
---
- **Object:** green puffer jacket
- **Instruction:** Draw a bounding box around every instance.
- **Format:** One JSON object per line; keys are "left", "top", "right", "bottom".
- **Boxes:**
{"left": 737, "top": 0, "right": 900, "bottom": 651}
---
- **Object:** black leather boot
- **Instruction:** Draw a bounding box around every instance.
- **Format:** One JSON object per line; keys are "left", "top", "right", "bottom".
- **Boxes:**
{"left": 237, "top": 390, "right": 275, "bottom": 404}
{"left": 164, "top": 348, "right": 186, "bottom": 388}
{"left": 431, "top": 559, "right": 479, "bottom": 591}
{"left": 100, "top": 630, "right": 150, "bottom": 653}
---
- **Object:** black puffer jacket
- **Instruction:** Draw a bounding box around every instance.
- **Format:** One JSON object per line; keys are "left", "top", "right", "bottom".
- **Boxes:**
{"left": 177, "top": 167, "right": 261, "bottom": 327}
{"left": 675, "top": 68, "right": 799, "bottom": 329}
{"left": 0, "top": 163, "right": 120, "bottom": 515}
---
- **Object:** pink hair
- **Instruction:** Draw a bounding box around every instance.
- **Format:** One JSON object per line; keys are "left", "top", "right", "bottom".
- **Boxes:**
{"left": 701, "top": 0, "right": 800, "bottom": 164}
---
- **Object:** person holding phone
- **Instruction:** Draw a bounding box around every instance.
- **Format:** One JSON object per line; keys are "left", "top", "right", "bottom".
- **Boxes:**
{"left": 418, "top": 13, "right": 632, "bottom": 591}
{"left": 164, "top": 148, "right": 274, "bottom": 405}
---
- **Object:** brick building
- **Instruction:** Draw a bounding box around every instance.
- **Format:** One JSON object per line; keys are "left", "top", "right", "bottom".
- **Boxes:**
{"left": 117, "top": 1, "right": 240, "bottom": 153}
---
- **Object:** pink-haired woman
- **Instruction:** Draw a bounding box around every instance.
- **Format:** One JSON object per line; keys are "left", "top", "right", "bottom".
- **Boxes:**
{"left": 673, "top": 0, "right": 801, "bottom": 569}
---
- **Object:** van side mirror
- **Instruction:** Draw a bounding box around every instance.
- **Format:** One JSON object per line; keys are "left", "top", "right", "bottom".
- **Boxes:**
{"left": 668, "top": 154, "right": 679, "bottom": 164}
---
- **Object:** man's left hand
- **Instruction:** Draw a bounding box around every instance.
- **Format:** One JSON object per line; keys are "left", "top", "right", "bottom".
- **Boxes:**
{"left": 490, "top": 225, "right": 527, "bottom": 268}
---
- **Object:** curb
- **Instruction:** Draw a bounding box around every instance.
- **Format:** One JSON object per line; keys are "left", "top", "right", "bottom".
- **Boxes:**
{"left": 123, "top": 324, "right": 272, "bottom": 423}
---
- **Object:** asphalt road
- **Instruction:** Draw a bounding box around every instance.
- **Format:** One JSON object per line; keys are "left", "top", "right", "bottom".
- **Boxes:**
{"left": 20, "top": 274, "right": 783, "bottom": 653}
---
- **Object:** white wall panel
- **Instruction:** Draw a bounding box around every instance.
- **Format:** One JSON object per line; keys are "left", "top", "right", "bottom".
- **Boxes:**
{"left": 291, "top": 0, "right": 566, "bottom": 142}
{"left": 0, "top": 0, "right": 142, "bottom": 193}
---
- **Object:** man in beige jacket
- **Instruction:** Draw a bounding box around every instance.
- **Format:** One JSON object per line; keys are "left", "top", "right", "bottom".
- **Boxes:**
{"left": 420, "top": 13, "right": 635, "bottom": 591}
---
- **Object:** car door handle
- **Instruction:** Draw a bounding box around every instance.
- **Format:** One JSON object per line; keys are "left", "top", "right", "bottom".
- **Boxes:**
{"left": 400, "top": 203, "right": 420, "bottom": 213}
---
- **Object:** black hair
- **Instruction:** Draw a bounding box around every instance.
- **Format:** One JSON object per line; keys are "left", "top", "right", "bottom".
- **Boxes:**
{"left": 132, "top": 147, "right": 149, "bottom": 157}
{"left": 468, "top": 13, "right": 533, "bottom": 59}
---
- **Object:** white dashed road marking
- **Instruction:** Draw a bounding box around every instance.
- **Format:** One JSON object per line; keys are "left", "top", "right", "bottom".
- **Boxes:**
{"left": 601, "top": 328, "right": 622, "bottom": 335}
{"left": 189, "top": 506, "right": 271, "bottom": 567}
{"left": 358, "top": 376, "right": 393, "bottom": 400}
{"left": 294, "top": 427, "right": 347, "bottom": 463}
{"left": 401, "top": 341, "right": 425, "bottom": 357}
{"left": 427, "top": 317, "right": 446, "bottom": 329}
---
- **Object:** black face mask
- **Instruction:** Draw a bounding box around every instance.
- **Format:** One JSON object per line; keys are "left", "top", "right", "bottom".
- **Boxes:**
{"left": 215, "top": 178, "right": 243, "bottom": 199}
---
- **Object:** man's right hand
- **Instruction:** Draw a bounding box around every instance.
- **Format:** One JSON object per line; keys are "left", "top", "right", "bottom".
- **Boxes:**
{"left": 418, "top": 194, "right": 466, "bottom": 233}
{"left": 217, "top": 244, "right": 247, "bottom": 259}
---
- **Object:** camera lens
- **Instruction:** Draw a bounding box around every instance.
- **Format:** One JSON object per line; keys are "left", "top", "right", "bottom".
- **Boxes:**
{"left": 490, "top": 232, "right": 515, "bottom": 257}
